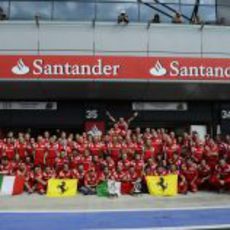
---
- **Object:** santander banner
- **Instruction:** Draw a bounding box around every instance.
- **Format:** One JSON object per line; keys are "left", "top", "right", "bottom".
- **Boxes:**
{"left": 0, "top": 55, "right": 230, "bottom": 81}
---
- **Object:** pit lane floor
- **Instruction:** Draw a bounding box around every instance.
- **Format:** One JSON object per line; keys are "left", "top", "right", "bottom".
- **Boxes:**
{"left": 0, "top": 191, "right": 229, "bottom": 211}
{"left": 0, "top": 192, "right": 230, "bottom": 230}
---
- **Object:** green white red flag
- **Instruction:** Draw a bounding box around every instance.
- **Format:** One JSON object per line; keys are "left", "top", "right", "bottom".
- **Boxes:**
{"left": 0, "top": 175, "right": 24, "bottom": 195}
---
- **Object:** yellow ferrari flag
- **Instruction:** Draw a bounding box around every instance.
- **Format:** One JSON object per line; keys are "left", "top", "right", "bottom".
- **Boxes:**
{"left": 146, "top": 174, "right": 178, "bottom": 196}
{"left": 47, "top": 179, "right": 78, "bottom": 197}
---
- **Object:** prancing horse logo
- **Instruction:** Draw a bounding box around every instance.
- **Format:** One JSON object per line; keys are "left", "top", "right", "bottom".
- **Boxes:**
{"left": 157, "top": 177, "right": 168, "bottom": 192}
{"left": 57, "top": 181, "right": 68, "bottom": 194}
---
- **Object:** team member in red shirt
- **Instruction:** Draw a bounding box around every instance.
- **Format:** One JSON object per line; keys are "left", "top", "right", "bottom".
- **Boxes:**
{"left": 131, "top": 154, "right": 144, "bottom": 176}
{"left": 107, "top": 136, "right": 122, "bottom": 162}
{"left": 151, "top": 131, "right": 162, "bottom": 157}
{"left": 33, "top": 136, "right": 47, "bottom": 166}
{"left": 143, "top": 139, "right": 155, "bottom": 161}
{"left": 34, "top": 166, "right": 46, "bottom": 194}
{"left": 154, "top": 165, "right": 168, "bottom": 176}
{"left": 191, "top": 141, "right": 204, "bottom": 163}
{"left": 106, "top": 111, "right": 138, "bottom": 135}
{"left": 182, "top": 159, "right": 198, "bottom": 192}
{"left": 0, "top": 156, "right": 13, "bottom": 175}
{"left": 15, "top": 162, "right": 27, "bottom": 177}
{"left": 178, "top": 164, "right": 188, "bottom": 194}
{"left": 88, "top": 136, "right": 103, "bottom": 161}
{"left": 55, "top": 151, "right": 69, "bottom": 172}
{"left": 58, "top": 164, "right": 73, "bottom": 179}
{"left": 143, "top": 128, "right": 152, "bottom": 140}
{"left": 24, "top": 156, "right": 33, "bottom": 172}
{"left": 169, "top": 164, "right": 187, "bottom": 194}
{"left": 69, "top": 150, "right": 82, "bottom": 169}
{"left": 24, "top": 167, "right": 35, "bottom": 194}
{"left": 43, "top": 166, "right": 56, "bottom": 191}
{"left": 43, "top": 131, "right": 50, "bottom": 145}
{"left": 11, "top": 154, "right": 22, "bottom": 174}
{"left": 168, "top": 152, "right": 182, "bottom": 168}
{"left": 197, "top": 159, "right": 211, "bottom": 189}
{"left": 58, "top": 139, "right": 72, "bottom": 156}
{"left": 165, "top": 138, "right": 180, "bottom": 161}
{"left": 117, "top": 152, "right": 131, "bottom": 171}
{"left": 3, "top": 138, "right": 16, "bottom": 161}
{"left": 124, "top": 137, "right": 137, "bottom": 160}
{"left": 0, "top": 139, "right": 4, "bottom": 158}
{"left": 210, "top": 159, "right": 230, "bottom": 191}
{"left": 145, "top": 158, "right": 158, "bottom": 174}
{"left": 45, "top": 137, "right": 59, "bottom": 167}
{"left": 97, "top": 166, "right": 116, "bottom": 183}
{"left": 115, "top": 165, "right": 126, "bottom": 182}
{"left": 74, "top": 164, "right": 86, "bottom": 190}
{"left": 134, "top": 137, "right": 144, "bottom": 156}
{"left": 81, "top": 168, "right": 98, "bottom": 195}
{"left": 204, "top": 139, "right": 219, "bottom": 170}
{"left": 15, "top": 137, "right": 28, "bottom": 160}
{"left": 74, "top": 136, "right": 87, "bottom": 155}
{"left": 81, "top": 149, "right": 93, "bottom": 171}
{"left": 101, "top": 155, "right": 115, "bottom": 171}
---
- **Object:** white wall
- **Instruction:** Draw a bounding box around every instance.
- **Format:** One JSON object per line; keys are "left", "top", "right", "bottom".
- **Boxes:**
{"left": 0, "top": 21, "right": 229, "bottom": 58}
{"left": 0, "top": 22, "right": 37, "bottom": 54}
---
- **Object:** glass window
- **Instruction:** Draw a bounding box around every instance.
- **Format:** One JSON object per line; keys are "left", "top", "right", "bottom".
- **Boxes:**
{"left": 143, "top": 0, "right": 179, "bottom": 2}
{"left": 180, "top": 0, "right": 196, "bottom": 4}
{"left": 199, "top": 5, "right": 216, "bottom": 22}
{"left": 181, "top": 0, "right": 215, "bottom": 5}
{"left": 200, "top": 0, "right": 215, "bottom": 5}
{"left": 10, "top": 1, "right": 52, "bottom": 20}
{"left": 96, "top": 2, "right": 138, "bottom": 22}
{"left": 53, "top": 2, "right": 95, "bottom": 21}
{"left": 181, "top": 5, "right": 194, "bottom": 19}
{"left": 97, "top": 0, "right": 136, "bottom": 2}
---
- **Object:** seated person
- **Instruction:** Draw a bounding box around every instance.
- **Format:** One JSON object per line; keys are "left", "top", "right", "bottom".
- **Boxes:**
{"left": 117, "top": 10, "right": 129, "bottom": 24}
{"left": 172, "top": 12, "right": 183, "bottom": 24}
{"left": 80, "top": 168, "right": 98, "bottom": 195}
{"left": 0, "top": 7, "right": 7, "bottom": 20}
{"left": 151, "top": 14, "right": 160, "bottom": 23}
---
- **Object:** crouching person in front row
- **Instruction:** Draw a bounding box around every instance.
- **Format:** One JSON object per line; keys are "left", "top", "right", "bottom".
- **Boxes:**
{"left": 80, "top": 168, "right": 98, "bottom": 195}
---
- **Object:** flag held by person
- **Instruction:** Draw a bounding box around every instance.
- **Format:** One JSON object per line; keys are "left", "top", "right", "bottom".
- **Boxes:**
{"left": 96, "top": 181, "right": 109, "bottom": 197}
{"left": 96, "top": 180, "right": 121, "bottom": 197}
{"left": 47, "top": 179, "right": 78, "bottom": 197}
{"left": 0, "top": 175, "right": 24, "bottom": 196}
{"left": 146, "top": 174, "right": 178, "bottom": 196}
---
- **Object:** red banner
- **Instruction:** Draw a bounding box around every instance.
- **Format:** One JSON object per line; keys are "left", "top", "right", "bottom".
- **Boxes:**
{"left": 0, "top": 55, "right": 230, "bottom": 81}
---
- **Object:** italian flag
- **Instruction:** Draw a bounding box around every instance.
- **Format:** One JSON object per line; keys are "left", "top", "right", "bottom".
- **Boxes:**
{"left": 96, "top": 180, "right": 121, "bottom": 197}
{"left": 0, "top": 175, "right": 25, "bottom": 195}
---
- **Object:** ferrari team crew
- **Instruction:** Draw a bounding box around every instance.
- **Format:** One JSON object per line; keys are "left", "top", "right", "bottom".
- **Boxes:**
{"left": 0, "top": 112, "right": 230, "bottom": 195}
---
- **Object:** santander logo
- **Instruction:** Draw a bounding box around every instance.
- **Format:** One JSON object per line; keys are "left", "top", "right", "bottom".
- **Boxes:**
{"left": 11, "top": 59, "right": 30, "bottom": 75}
{"left": 149, "top": 60, "right": 167, "bottom": 77}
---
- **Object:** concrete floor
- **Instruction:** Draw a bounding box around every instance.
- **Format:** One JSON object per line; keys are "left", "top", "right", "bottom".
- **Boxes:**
{"left": 0, "top": 192, "right": 230, "bottom": 211}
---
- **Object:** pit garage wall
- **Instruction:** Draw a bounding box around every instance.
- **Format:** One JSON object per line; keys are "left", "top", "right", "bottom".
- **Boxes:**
{"left": 0, "top": 22, "right": 230, "bottom": 133}
{"left": 0, "top": 101, "right": 222, "bottom": 134}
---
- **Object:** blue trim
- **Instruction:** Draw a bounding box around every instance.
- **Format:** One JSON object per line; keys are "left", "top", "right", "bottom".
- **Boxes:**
{"left": 1, "top": 208, "right": 230, "bottom": 230}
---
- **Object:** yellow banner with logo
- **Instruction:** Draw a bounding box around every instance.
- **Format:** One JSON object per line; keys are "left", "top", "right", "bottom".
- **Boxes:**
{"left": 146, "top": 174, "right": 178, "bottom": 196}
{"left": 47, "top": 179, "right": 78, "bottom": 197}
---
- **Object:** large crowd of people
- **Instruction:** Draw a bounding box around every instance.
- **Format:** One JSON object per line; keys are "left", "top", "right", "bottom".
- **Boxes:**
{"left": 0, "top": 112, "right": 230, "bottom": 195}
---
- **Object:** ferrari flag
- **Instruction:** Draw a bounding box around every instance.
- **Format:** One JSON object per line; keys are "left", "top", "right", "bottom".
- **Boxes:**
{"left": 47, "top": 179, "right": 78, "bottom": 197}
{"left": 146, "top": 175, "right": 178, "bottom": 196}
